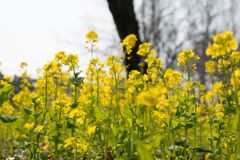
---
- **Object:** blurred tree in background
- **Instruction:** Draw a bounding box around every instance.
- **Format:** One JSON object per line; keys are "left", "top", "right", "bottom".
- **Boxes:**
{"left": 107, "top": 0, "right": 240, "bottom": 86}
{"left": 107, "top": 0, "right": 147, "bottom": 76}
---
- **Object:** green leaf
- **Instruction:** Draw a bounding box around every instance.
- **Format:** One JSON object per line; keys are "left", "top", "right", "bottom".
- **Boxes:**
{"left": 164, "top": 148, "right": 173, "bottom": 157}
{"left": 213, "top": 133, "right": 220, "bottom": 140}
{"left": 216, "top": 146, "right": 222, "bottom": 155}
{"left": 23, "top": 107, "right": 34, "bottom": 115}
{"left": 177, "top": 94, "right": 185, "bottom": 103}
{"left": 175, "top": 141, "right": 185, "bottom": 147}
{"left": 224, "top": 105, "right": 236, "bottom": 114}
{"left": 69, "top": 77, "right": 84, "bottom": 86}
{"left": 12, "top": 117, "right": 23, "bottom": 128}
{"left": 123, "top": 108, "right": 134, "bottom": 120}
{"left": 116, "top": 129, "right": 129, "bottom": 145}
{"left": 70, "top": 103, "right": 78, "bottom": 109}
{"left": 39, "top": 153, "right": 48, "bottom": 160}
{"left": 181, "top": 112, "right": 191, "bottom": 118}
{"left": 67, "top": 121, "right": 76, "bottom": 129}
{"left": 219, "top": 96, "right": 226, "bottom": 104}
{"left": 119, "top": 153, "right": 128, "bottom": 160}
{"left": 0, "top": 85, "right": 15, "bottom": 107}
{"left": 112, "top": 124, "right": 120, "bottom": 137}
{"left": 74, "top": 71, "right": 82, "bottom": 78}
{"left": 0, "top": 115, "right": 19, "bottom": 123}
{"left": 95, "top": 107, "right": 107, "bottom": 121}
{"left": 185, "top": 122, "right": 194, "bottom": 129}
{"left": 136, "top": 141, "right": 153, "bottom": 160}
{"left": 189, "top": 147, "right": 213, "bottom": 153}
{"left": 125, "top": 139, "right": 137, "bottom": 159}
{"left": 160, "top": 68, "right": 169, "bottom": 79}
{"left": 174, "top": 106, "right": 183, "bottom": 117}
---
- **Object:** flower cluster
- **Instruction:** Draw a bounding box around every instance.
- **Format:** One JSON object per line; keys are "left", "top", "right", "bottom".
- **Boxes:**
{"left": 206, "top": 31, "right": 237, "bottom": 58}
{"left": 137, "top": 42, "right": 151, "bottom": 56}
{"left": 86, "top": 30, "right": 98, "bottom": 43}
{"left": 120, "top": 34, "right": 137, "bottom": 55}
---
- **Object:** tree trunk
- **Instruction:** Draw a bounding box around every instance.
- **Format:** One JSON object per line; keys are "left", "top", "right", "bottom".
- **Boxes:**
{"left": 107, "top": 0, "right": 147, "bottom": 76}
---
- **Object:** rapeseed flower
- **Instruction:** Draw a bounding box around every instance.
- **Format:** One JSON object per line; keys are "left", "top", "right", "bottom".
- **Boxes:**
{"left": 36, "top": 125, "right": 44, "bottom": 133}
{"left": 137, "top": 86, "right": 167, "bottom": 107}
{"left": 150, "top": 49, "right": 156, "bottom": 55}
{"left": 65, "top": 53, "right": 79, "bottom": 71}
{"left": 3, "top": 76, "right": 13, "bottom": 83}
{"left": 231, "top": 69, "right": 240, "bottom": 86}
{"left": 87, "top": 125, "right": 96, "bottom": 135}
{"left": 177, "top": 49, "right": 195, "bottom": 66}
{"left": 86, "top": 30, "right": 98, "bottom": 43}
{"left": 206, "top": 31, "right": 237, "bottom": 58}
{"left": 205, "top": 61, "right": 216, "bottom": 74}
{"left": 24, "top": 122, "right": 35, "bottom": 130}
{"left": 0, "top": 80, "right": 10, "bottom": 87}
{"left": 137, "top": 42, "right": 151, "bottom": 57}
{"left": 20, "top": 62, "right": 27, "bottom": 68}
{"left": 43, "top": 60, "right": 58, "bottom": 71}
{"left": 54, "top": 51, "right": 66, "bottom": 63}
{"left": 121, "top": 34, "right": 137, "bottom": 55}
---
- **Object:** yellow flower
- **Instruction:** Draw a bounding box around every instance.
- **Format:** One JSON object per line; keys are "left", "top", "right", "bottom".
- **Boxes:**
{"left": 152, "top": 111, "right": 161, "bottom": 122}
{"left": 69, "top": 108, "right": 86, "bottom": 118}
{"left": 65, "top": 54, "right": 79, "bottom": 71}
{"left": 96, "top": 119, "right": 102, "bottom": 124}
{"left": 206, "top": 31, "right": 237, "bottom": 58}
{"left": 87, "top": 125, "right": 96, "bottom": 135}
{"left": 43, "top": 60, "right": 58, "bottom": 71}
{"left": 184, "top": 81, "right": 194, "bottom": 90}
{"left": 137, "top": 42, "right": 151, "bottom": 56}
{"left": 217, "top": 59, "right": 229, "bottom": 73}
{"left": 145, "top": 56, "right": 156, "bottom": 67}
{"left": 121, "top": 34, "right": 138, "bottom": 55}
{"left": 54, "top": 51, "right": 66, "bottom": 63}
{"left": 20, "top": 62, "right": 27, "bottom": 69}
{"left": 192, "top": 64, "right": 196, "bottom": 70}
{"left": 86, "top": 30, "right": 98, "bottom": 43}
{"left": 156, "top": 58, "right": 163, "bottom": 67}
{"left": 150, "top": 49, "right": 156, "bottom": 55}
{"left": 3, "top": 76, "right": 13, "bottom": 83}
{"left": 21, "top": 134, "right": 26, "bottom": 138}
{"left": 205, "top": 61, "right": 216, "bottom": 74}
{"left": 231, "top": 68, "right": 240, "bottom": 86}
{"left": 36, "top": 125, "right": 44, "bottom": 133}
{"left": 76, "top": 118, "right": 84, "bottom": 125}
{"left": 137, "top": 86, "right": 167, "bottom": 107}
{"left": 24, "top": 122, "right": 35, "bottom": 130}
{"left": 193, "top": 55, "right": 200, "bottom": 61}
{"left": 177, "top": 49, "right": 195, "bottom": 66}
{"left": 205, "top": 90, "right": 214, "bottom": 100}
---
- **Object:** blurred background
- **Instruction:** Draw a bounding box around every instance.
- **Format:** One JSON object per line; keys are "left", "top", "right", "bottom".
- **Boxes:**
{"left": 1, "top": 0, "right": 240, "bottom": 91}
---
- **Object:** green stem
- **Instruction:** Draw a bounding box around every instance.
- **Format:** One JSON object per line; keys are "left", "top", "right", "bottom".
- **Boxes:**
{"left": 121, "top": 50, "right": 127, "bottom": 66}
{"left": 193, "top": 89, "right": 196, "bottom": 147}
{"left": 54, "top": 126, "right": 59, "bottom": 160}
{"left": 186, "top": 60, "right": 191, "bottom": 112}
{"left": 45, "top": 70, "right": 48, "bottom": 109}
{"left": 131, "top": 119, "right": 134, "bottom": 159}
{"left": 97, "top": 69, "right": 99, "bottom": 108}
{"left": 114, "top": 70, "right": 125, "bottom": 127}
{"left": 55, "top": 76, "right": 58, "bottom": 100}
{"left": 221, "top": 56, "right": 228, "bottom": 87}
{"left": 184, "top": 117, "right": 188, "bottom": 160}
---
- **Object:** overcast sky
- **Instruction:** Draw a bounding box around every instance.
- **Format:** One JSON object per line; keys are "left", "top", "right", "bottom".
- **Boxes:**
{"left": 0, "top": 0, "right": 122, "bottom": 78}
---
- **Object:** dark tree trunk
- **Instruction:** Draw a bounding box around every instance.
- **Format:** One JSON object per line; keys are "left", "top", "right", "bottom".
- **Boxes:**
{"left": 107, "top": 0, "right": 147, "bottom": 76}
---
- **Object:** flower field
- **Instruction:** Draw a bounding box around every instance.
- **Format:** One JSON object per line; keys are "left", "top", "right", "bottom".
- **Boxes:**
{"left": 1, "top": 31, "right": 240, "bottom": 160}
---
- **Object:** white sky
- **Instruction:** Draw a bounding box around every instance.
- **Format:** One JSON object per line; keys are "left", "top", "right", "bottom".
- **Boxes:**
{"left": 0, "top": 0, "right": 121, "bottom": 79}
